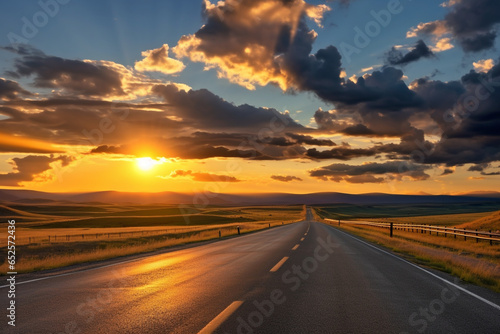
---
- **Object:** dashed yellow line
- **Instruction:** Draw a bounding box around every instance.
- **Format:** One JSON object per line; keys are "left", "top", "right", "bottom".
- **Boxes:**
{"left": 270, "top": 257, "right": 289, "bottom": 272}
{"left": 198, "top": 300, "right": 243, "bottom": 334}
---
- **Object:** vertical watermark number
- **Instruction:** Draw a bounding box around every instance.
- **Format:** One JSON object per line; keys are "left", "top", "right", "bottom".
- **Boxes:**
{"left": 6, "top": 219, "right": 17, "bottom": 327}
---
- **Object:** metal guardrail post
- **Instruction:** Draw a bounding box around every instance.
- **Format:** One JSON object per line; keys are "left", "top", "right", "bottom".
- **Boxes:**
{"left": 390, "top": 222, "right": 393, "bottom": 238}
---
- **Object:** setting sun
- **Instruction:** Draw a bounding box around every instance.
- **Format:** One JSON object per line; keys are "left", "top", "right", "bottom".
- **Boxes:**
{"left": 136, "top": 157, "right": 158, "bottom": 171}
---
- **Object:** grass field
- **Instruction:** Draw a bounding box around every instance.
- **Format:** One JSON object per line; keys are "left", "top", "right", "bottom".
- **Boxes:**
{"left": 356, "top": 212, "right": 494, "bottom": 226}
{"left": 0, "top": 203, "right": 304, "bottom": 274}
{"left": 313, "top": 202, "right": 500, "bottom": 220}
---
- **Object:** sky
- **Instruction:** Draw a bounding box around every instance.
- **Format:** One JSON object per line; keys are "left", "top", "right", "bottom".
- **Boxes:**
{"left": 0, "top": 0, "right": 499, "bottom": 195}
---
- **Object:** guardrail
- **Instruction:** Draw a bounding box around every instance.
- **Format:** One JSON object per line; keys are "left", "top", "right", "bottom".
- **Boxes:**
{"left": 324, "top": 219, "right": 500, "bottom": 245}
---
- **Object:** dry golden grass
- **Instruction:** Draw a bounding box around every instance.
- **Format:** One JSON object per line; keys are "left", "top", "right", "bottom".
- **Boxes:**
{"left": 359, "top": 211, "right": 493, "bottom": 227}
{"left": 456, "top": 210, "right": 500, "bottom": 232}
{"left": 328, "top": 222, "right": 500, "bottom": 292}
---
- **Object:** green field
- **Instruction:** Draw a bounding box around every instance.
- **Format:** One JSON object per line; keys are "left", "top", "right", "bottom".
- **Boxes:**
{"left": 313, "top": 201, "right": 500, "bottom": 220}
{"left": 1, "top": 203, "right": 302, "bottom": 228}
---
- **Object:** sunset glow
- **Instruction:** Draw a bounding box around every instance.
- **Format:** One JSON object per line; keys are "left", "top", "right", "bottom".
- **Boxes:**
{"left": 0, "top": 0, "right": 499, "bottom": 195}
{"left": 136, "top": 157, "right": 159, "bottom": 172}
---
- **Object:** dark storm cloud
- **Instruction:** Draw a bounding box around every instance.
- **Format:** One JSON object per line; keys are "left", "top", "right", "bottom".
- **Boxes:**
{"left": 0, "top": 155, "right": 71, "bottom": 186}
{"left": 468, "top": 163, "right": 489, "bottom": 172}
{"left": 152, "top": 84, "right": 303, "bottom": 132}
{"left": 0, "top": 78, "right": 31, "bottom": 100}
{"left": 444, "top": 0, "right": 500, "bottom": 52}
{"left": 459, "top": 31, "right": 497, "bottom": 52}
{"left": 88, "top": 143, "right": 260, "bottom": 160}
{"left": 270, "top": 175, "right": 303, "bottom": 182}
{"left": 441, "top": 168, "right": 454, "bottom": 175}
{"left": 340, "top": 124, "right": 375, "bottom": 136}
{"left": 5, "top": 46, "right": 125, "bottom": 97}
{"left": 175, "top": 0, "right": 423, "bottom": 111}
{"left": 386, "top": 40, "right": 434, "bottom": 66}
{"left": 410, "top": 0, "right": 500, "bottom": 52}
{"left": 306, "top": 147, "right": 377, "bottom": 160}
{"left": 285, "top": 133, "right": 336, "bottom": 146}
{"left": 309, "top": 161, "right": 431, "bottom": 183}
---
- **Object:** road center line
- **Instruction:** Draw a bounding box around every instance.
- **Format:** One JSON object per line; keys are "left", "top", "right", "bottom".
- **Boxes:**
{"left": 270, "top": 256, "right": 289, "bottom": 272}
{"left": 300, "top": 237, "right": 305, "bottom": 241}
{"left": 292, "top": 244, "right": 300, "bottom": 250}
{"left": 198, "top": 300, "right": 244, "bottom": 334}
{"left": 330, "top": 226, "right": 500, "bottom": 312}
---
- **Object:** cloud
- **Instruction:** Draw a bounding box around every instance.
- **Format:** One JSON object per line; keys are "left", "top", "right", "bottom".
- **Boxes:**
{"left": 309, "top": 161, "right": 431, "bottom": 183}
{"left": 386, "top": 40, "right": 434, "bottom": 66}
{"left": 0, "top": 99, "right": 183, "bottom": 147}
{"left": 408, "top": 0, "right": 500, "bottom": 52}
{"left": 168, "top": 169, "right": 241, "bottom": 182}
{"left": 3, "top": 45, "right": 164, "bottom": 100}
{"left": 135, "top": 44, "right": 185, "bottom": 75}
{"left": 467, "top": 163, "right": 500, "bottom": 175}
{"left": 430, "top": 37, "right": 454, "bottom": 52}
{"left": 152, "top": 84, "right": 303, "bottom": 132}
{"left": 441, "top": 168, "right": 454, "bottom": 175}
{"left": 306, "top": 147, "right": 377, "bottom": 160}
{"left": 0, "top": 155, "right": 72, "bottom": 186}
{"left": 406, "top": 21, "right": 449, "bottom": 38}
{"left": 285, "top": 133, "right": 336, "bottom": 146}
{"left": 6, "top": 46, "right": 124, "bottom": 97}
{"left": 271, "top": 175, "right": 303, "bottom": 182}
{"left": 468, "top": 163, "right": 489, "bottom": 172}
{"left": 0, "top": 78, "right": 31, "bottom": 100}
{"left": 440, "top": 0, "right": 459, "bottom": 8}
{"left": 473, "top": 59, "right": 495, "bottom": 73}
{"left": 174, "top": 0, "right": 330, "bottom": 90}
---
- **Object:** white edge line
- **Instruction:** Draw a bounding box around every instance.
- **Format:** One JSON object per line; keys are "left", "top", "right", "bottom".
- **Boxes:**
{"left": 330, "top": 226, "right": 500, "bottom": 311}
{"left": 198, "top": 300, "right": 244, "bottom": 334}
{"left": 270, "top": 256, "right": 289, "bottom": 272}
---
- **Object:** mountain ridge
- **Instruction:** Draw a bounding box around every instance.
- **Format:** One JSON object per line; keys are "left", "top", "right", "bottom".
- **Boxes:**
{"left": 1, "top": 189, "right": 500, "bottom": 205}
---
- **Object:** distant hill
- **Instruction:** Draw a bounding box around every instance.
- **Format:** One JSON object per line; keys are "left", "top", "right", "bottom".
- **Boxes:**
{"left": 1, "top": 189, "right": 500, "bottom": 206}
{"left": 458, "top": 191, "right": 500, "bottom": 198}
{"left": 457, "top": 211, "right": 500, "bottom": 232}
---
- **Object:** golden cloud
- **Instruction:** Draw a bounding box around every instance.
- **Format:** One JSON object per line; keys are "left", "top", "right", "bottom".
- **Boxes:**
{"left": 135, "top": 44, "right": 185, "bottom": 75}
{"left": 173, "top": 0, "right": 330, "bottom": 90}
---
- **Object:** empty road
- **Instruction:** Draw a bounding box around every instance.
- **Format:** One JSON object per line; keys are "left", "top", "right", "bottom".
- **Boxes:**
{"left": 2, "top": 209, "right": 499, "bottom": 333}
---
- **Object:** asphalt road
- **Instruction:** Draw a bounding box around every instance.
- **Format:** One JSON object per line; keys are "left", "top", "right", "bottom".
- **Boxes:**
{"left": 1, "top": 209, "right": 499, "bottom": 333}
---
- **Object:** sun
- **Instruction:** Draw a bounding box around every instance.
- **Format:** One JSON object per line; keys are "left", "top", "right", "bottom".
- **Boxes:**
{"left": 136, "top": 157, "right": 157, "bottom": 171}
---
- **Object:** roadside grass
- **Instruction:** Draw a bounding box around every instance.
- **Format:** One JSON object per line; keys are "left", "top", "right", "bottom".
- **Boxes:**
{"left": 0, "top": 221, "right": 296, "bottom": 274}
{"left": 325, "top": 222, "right": 500, "bottom": 292}
{"left": 359, "top": 212, "right": 493, "bottom": 226}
